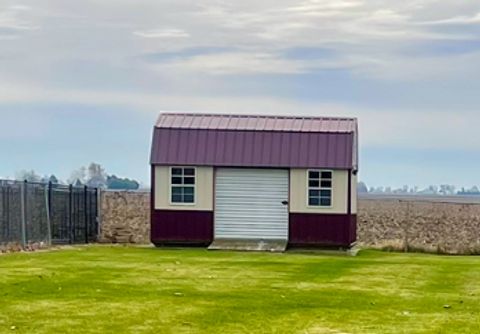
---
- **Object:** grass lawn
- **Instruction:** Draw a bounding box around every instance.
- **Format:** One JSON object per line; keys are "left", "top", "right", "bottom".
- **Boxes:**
{"left": 0, "top": 246, "right": 479, "bottom": 334}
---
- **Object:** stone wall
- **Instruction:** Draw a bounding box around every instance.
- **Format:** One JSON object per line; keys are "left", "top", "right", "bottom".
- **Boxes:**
{"left": 99, "top": 191, "right": 480, "bottom": 254}
{"left": 358, "top": 198, "right": 480, "bottom": 254}
{"left": 99, "top": 191, "right": 150, "bottom": 244}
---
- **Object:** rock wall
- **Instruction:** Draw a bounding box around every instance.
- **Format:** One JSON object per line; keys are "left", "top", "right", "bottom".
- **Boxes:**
{"left": 99, "top": 191, "right": 150, "bottom": 244}
{"left": 357, "top": 198, "right": 480, "bottom": 254}
{"left": 99, "top": 191, "right": 480, "bottom": 254}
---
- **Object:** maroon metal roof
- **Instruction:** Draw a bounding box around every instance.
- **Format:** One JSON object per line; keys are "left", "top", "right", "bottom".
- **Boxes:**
{"left": 156, "top": 113, "right": 356, "bottom": 133}
{"left": 151, "top": 113, "right": 358, "bottom": 170}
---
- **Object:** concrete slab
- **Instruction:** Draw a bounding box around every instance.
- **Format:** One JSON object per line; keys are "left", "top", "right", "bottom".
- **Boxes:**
{"left": 287, "top": 246, "right": 360, "bottom": 256}
{"left": 208, "top": 239, "right": 287, "bottom": 252}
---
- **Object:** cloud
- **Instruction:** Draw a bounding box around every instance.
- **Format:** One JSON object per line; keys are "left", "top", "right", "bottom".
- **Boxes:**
{"left": 9, "top": 5, "right": 32, "bottom": 11}
{"left": 133, "top": 28, "right": 190, "bottom": 39}
{"left": 151, "top": 52, "right": 305, "bottom": 74}
{"left": 0, "top": 3, "right": 38, "bottom": 39}
{"left": 420, "top": 12, "right": 480, "bottom": 25}
{"left": 2, "top": 0, "right": 479, "bottom": 79}
{"left": 1, "top": 0, "right": 480, "bottom": 153}
{"left": 286, "top": 0, "right": 363, "bottom": 12}
{"left": 124, "top": 1, "right": 479, "bottom": 79}
{"left": 354, "top": 50, "right": 480, "bottom": 81}
{"left": 1, "top": 80, "right": 479, "bottom": 152}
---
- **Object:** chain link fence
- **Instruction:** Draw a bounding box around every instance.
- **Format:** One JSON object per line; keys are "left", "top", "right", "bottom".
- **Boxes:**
{"left": 0, "top": 179, "right": 99, "bottom": 249}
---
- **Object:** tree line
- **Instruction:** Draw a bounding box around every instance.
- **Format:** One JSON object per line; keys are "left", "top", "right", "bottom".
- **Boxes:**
{"left": 14, "top": 162, "right": 140, "bottom": 190}
{"left": 357, "top": 182, "right": 480, "bottom": 196}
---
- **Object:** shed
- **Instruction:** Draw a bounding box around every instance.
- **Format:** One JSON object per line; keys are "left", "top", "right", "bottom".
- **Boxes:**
{"left": 150, "top": 112, "right": 358, "bottom": 250}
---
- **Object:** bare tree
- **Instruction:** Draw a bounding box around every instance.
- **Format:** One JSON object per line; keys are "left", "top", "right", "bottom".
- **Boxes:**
{"left": 15, "top": 169, "right": 41, "bottom": 182}
{"left": 86, "top": 162, "right": 107, "bottom": 188}
{"left": 68, "top": 166, "right": 86, "bottom": 185}
{"left": 357, "top": 181, "right": 368, "bottom": 193}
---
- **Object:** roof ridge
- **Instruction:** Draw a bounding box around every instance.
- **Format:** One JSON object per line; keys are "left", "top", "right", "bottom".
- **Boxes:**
{"left": 158, "top": 111, "right": 357, "bottom": 121}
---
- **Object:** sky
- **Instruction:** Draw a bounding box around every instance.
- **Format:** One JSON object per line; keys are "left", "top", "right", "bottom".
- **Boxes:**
{"left": 1, "top": 0, "right": 480, "bottom": 189}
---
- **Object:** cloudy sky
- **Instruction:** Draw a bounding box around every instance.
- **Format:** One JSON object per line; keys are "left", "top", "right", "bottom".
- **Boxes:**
{"left": 1, "top": 0, "right": 480, "bottom": 188}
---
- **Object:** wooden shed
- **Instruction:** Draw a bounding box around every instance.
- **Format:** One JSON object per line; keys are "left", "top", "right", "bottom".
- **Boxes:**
{"left": 150, "top": 112, "right": 358, "bottom": 250}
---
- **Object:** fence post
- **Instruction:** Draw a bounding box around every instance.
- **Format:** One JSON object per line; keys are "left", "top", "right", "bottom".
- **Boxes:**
{"left": 69, "top": 184, "right": 73, "bottom": 244}
{"left": 84, "top": 185, "right": 88, "bottom": 244}
{"left": 45, "top": 182, "right": 52, "bottom": 246}
{"left": 2, "top": 183, "right": 11, "bottom": 241}
{"left": 97, "top": 188, "right": 101, "bottom": 240}
{"left": 20, "top": 180, "right": 27, "bottom": 248}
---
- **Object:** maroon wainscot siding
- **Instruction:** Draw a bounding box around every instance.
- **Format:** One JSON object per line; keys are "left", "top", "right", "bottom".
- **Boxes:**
{"left": 288, "top": 214, "right": 357, "bottom": 247}
{"left": 151, "top": 210, "right": 213, "bottom": 245}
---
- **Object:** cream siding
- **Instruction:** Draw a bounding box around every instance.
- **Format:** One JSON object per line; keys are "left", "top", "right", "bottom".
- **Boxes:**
{"left": 154, "top": 166, "right": 213, "bottom": 211}
{"left": 289, "top": 169, "right": 349, "bottom": 214}
{"left": 351, "top": 172, "right": 358, "bottom": 214}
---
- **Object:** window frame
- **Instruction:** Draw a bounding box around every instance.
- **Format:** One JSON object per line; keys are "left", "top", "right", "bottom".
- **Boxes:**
{"left": 306, "top": 169, "right": 333, "bottom": 208}
{"left": 169, "top": 166, "right": 196, "bottom": 206}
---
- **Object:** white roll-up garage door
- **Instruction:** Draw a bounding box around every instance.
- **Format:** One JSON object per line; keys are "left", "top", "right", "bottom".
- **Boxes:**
{"left": 214, "top": 168, "right": 289, "bottom": 240}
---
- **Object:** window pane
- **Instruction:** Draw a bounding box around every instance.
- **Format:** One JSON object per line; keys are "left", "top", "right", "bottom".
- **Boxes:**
{"left": 184, "top": 177, "right": 195, "bottom": 185}
{"left": 172, "top": 168, "right": 183, "bottom": 176}
{"left": 309, "top": 171, "right": 319, "bottom": 179}
{"left": 309, "top": 180, "right": 319, "bottom": 187}
{"left": 309, "top": 190, "right": 320, "bottom": 197}
{"left": 172, "top": 187, "right": 182, "bottom": 195}
{"left": 184, "top": 168, "right": 195, "bottom": 176}
{"left": 320, "top": 180, "right": 332, "bottom": 188}
{"left": 321, "top": 171, "right": 332, "bottom": 179}
{"left": 309, "top": 197, "right": 319, "bottom": 206}
{"left": 320, "top": 189, "right": 331, "bottom": 197}
{"left": 171, "top": 194, "right": 182, "bottom": 203}
{"left": 320, "top": 198, "right": 331, "bottom": 206}
{"left": 184, "top": 195, "right": 194, "bottom": 203}
{"left": 172, "top": 177, "right": 182, "bottom": 185}
{"left": 183, "top": 187, "right": 194, "bottom": 195}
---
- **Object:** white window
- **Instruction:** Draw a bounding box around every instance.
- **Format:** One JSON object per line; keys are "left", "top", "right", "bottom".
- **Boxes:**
{"left": 170, "top": 167, "right": 195, "bottom": 204}
{"left": 308, "top": 170, "right": 332, "bottom": 207}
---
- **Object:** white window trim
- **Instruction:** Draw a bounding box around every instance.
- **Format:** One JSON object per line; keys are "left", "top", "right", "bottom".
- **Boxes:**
{"left": 306, "top": 169, "right": 333, "bottom": 208}
{"left": 169, "top": 166, "right": 196, "bottom": 206}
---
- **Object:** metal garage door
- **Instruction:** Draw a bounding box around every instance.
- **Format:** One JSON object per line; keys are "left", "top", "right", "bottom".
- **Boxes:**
{"left": 214, "top": 168, "right": 289, "bottom": 240}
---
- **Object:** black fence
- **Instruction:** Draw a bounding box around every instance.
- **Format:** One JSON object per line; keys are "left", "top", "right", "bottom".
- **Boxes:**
{"left": 0, "top": 179, "right": 98, "bottom": 247}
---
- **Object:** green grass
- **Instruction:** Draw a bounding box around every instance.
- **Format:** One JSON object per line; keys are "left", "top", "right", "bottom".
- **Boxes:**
{"left": 0, "top": 246, "right": 479, "bottom": 334}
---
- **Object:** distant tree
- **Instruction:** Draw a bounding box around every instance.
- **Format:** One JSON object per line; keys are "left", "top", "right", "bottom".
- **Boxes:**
{"left": 15, "top": 169, "right": 41, "bottom": 182}
{"left": 67, "top": 162, "right": 142, "bottom": 189}
{"left": 357, "top": 181, "right": 368, "bottom": 193}
{"left": 419, "top": 185, "right": 439, "bottom": 195}
{"left": 68, "top": 166, "right": 86, "bottom": 184}
{"left": 459, "top": 186, "right": 480, "bottom": 195}
{"left": 439, "top": 184, "right": 456, "bottom": 196}
{"left": 106, "top": 175, "right": 140, "bottom": 190}
{"left": 49, "top": 175, "right": 59, "bottom": 184}
{"left": 86, "top": 162, "right": 107, "bottom": 188}
{"left": 40, "top": 174, "right": 60, "bottom": 184}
